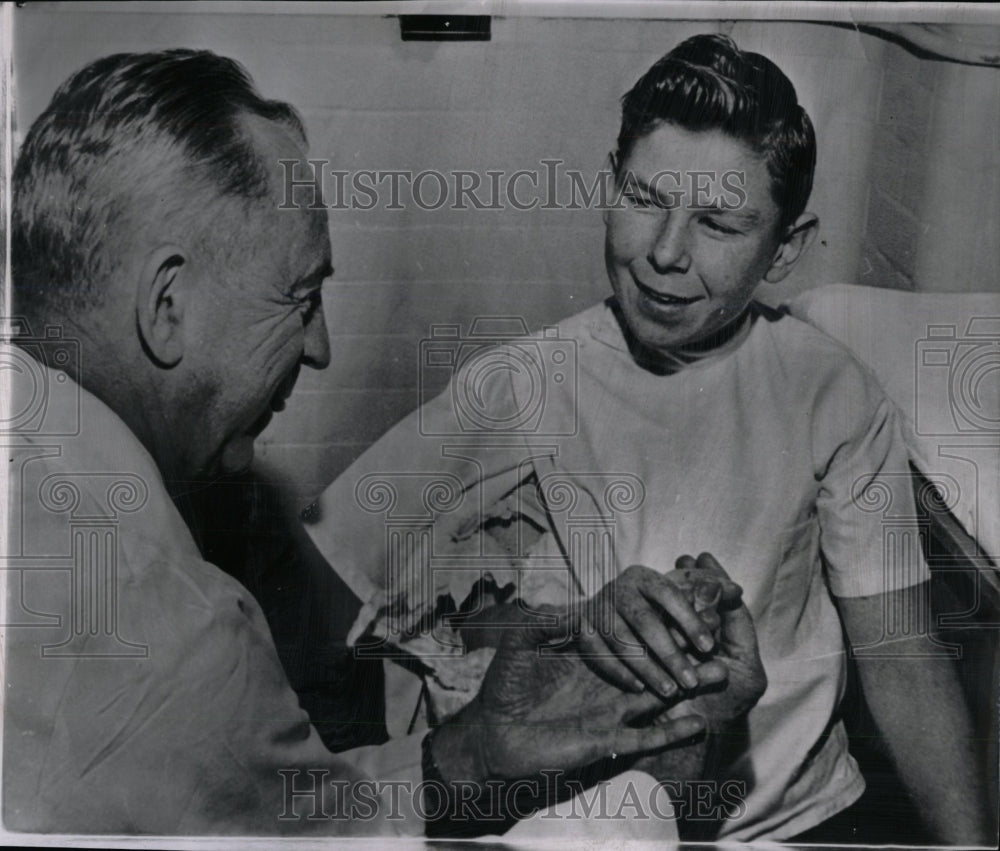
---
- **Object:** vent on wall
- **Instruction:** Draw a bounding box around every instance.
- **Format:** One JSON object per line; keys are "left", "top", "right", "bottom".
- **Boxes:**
{"left": 398, "top": 15, "right": 491, "bottom": 42}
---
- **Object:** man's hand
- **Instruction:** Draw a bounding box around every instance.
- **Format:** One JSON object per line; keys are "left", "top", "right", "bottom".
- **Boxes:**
{"left": 430, "top": 608, "right": 707, "bottom": 784}
{"left": 579, "top": 552, "right": 743, "bottom": 698}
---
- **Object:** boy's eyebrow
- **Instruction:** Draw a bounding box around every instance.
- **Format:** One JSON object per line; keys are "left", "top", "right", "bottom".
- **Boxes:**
{"left": 693, "top": 203, "right": 762, "bottom": 225}
{"left": 625, "top": 173, "right": 669, "bottom": 198}
{"left": 627, "top": 171, "right": 764, "bottom": 224}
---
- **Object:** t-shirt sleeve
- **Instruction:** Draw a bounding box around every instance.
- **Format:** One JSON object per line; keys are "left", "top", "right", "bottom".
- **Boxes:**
{"left": 303, "top": 340, "right": 552, "bottom": 645}
{"left": 812, "top": 355, "right": 931, "bottom": 598}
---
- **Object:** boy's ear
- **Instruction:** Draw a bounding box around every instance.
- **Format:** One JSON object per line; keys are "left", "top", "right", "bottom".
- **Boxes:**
{"left": 764, "top": 213, "right": 819, "bottom": 283}
{"left": 136, "top": 245, "right": 188, "bottom": 368}
{"left": 603, "top": 151, "right": 620, "bottom": 227}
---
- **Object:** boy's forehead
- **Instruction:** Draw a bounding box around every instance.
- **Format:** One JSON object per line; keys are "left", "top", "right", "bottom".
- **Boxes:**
{"left": 625, "top": 122, "right": 766, "bottom": 176}
{"left": 623, "top": 122, "right": 779, "bottom": 217}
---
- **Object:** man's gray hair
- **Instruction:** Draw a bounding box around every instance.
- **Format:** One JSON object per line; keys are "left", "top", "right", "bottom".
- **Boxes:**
{"left": 12, "top": 49, "right": 305, "bottom": 315}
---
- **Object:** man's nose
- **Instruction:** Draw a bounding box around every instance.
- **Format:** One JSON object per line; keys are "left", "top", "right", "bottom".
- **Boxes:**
{"left": 302, "top": 300, "right": 331, "bottom": 370}
{"left": 648, "top": 212, "right": 691, "bottom": 274}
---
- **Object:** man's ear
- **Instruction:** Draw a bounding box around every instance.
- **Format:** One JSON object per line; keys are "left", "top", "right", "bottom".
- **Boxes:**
{"left": 763, "top": 213, "right": 819, "bottom": 283}
{"left": 136, "top": 245, "right": 188, "bottom": 368}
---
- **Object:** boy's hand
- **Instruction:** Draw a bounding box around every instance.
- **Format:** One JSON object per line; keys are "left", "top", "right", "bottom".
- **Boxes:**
{"left": 633, "top": 594, "right": 766, "bottom": 782}
{"left": 662, "top": 597, "right": 767, "bottom": 725}
{"left": 579, "top": 552, "right": 742, "bottom": 699}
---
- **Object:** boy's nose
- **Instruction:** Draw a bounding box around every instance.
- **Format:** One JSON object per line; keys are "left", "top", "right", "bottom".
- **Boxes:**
{"left": 648, "top": 213, "right": 691, "bottom": 274}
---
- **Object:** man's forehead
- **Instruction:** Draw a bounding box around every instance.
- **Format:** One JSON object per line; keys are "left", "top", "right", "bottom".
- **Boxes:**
{"left": 236, "top": 114, "right": 332, "bottom": 273}
{"left": 241, "top": 112, "right": 307, "bottom": 162}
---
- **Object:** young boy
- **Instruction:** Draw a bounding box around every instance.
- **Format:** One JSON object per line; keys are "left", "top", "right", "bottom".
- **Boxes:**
{"left": 305, "top": 34, "right": 988, "bottom": 842}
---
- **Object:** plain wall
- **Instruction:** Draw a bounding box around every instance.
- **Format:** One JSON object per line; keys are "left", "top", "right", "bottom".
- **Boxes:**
{"left": 12, "top": 6, "right": 1000, "bottom": 504}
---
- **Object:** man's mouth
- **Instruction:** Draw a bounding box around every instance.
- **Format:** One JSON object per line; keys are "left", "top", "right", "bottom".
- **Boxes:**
{"left": 269, "top": 366, "right": 301, "bottom": 414}
{"left": 248, "top": 385, "right": 294, "bottom": 436}
{"left": 633, "top": 278, "right": 703, "bottom": 307}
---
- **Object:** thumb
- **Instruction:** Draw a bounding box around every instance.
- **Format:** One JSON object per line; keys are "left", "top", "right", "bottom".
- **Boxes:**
{"left": 498, "top": 604, "right": 576, "bottom": 652}
{"left": 693, "top": 579, "right": 722, "bottom": 611}
{"left": 695, "top": 552, "right": 743, "bottom": 604}
{"left": 719, "top": 603, "right": 759, "bottom": 654}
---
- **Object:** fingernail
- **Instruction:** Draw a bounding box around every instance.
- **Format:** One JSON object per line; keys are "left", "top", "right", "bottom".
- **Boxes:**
{"left": 632, "top": 678, "right": 646, "bottom": 692}
{"left": 658, "top": 680, "right": 677, "bottom": 697}
{"left": 682, "top": 669, "right": 699, "bottom": 689}
{"left": 695, "top": 583, "right": 721, "bottom": 606}
{"left": 698, "top": 634, "right": 715, "bottom": 653}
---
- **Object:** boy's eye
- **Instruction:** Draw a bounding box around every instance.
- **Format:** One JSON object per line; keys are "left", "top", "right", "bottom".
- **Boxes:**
{"left": 701, "top": 216, "right": 740, "bottom": 235}
{"left": 624, "top": 191, "right": 655, "bottom": 210}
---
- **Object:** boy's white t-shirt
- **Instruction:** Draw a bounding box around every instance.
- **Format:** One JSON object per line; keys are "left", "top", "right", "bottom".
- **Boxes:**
{"left": 536, "top": 300, "right": 931, "bottom": 839}
{"left": 306, "top": 299, "right": 930, "bottom": 841}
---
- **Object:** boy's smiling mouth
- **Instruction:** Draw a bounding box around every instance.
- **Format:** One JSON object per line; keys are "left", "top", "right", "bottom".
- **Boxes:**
{"left": 633, "top": 278, "right": 704, "bottom": 307}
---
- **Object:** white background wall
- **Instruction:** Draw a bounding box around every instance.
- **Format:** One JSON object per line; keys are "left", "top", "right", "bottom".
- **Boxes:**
{"left": 13, "top": 5, "right": 1000, "bottom": 504}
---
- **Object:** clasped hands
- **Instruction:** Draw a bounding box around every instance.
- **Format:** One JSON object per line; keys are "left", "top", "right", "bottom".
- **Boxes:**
{"left": 431, "top": 552, "right": 766, "bottom": 785}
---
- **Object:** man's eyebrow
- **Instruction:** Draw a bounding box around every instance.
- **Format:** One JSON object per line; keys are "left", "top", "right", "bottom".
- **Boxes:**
{"left": 292, "top": 260, "right": 334, "bottom": 293}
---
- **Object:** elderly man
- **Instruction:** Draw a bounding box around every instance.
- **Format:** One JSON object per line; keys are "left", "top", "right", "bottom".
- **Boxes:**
{"left": 3, "top": 49, "right": 763, "bottom": 837}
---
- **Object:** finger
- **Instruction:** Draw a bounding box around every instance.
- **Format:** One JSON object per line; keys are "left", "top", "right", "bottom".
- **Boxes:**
{"left": 610, "top": 607, "right": 696, "bottom": 697}
{"left": 693, "top": 579, "right": 722, "bottom": 611}
{"left": 693, "top": 658, "right": 729, "bottom": 687}
{"left": 695, "top": 552, "right": 743, "bottom": 602}
{"left": 719, "top": 603, "right": 760, "bottom": 654}
{"left": 675, "top": 554, "right": 698, "bottom": 572}
{"left": 634, "top": 572, "right": 717, "bottom": 656}
{"left": 580, "top": 714, "right": 707, "bottom": 763}
{"left": 577, "top": 626, "right": 645, "bottom": 693}
{"left": 668, "top": 625, "right": 689, "bottom": 648}
{"left": 525, "top": 603, "right": 581, "bottom": 644}
{"left": 670, "top": 601, "right": 720, "bottom": 642}
{"left": 588, "top": 685, "right": 674, "bottom": 722}
{"left": 586, "top": 608, "right": 686, "bottom": 699}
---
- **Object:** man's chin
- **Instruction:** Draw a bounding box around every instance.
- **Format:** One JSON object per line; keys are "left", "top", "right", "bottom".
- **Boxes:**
{"left": 218, "top": 435, "right": 257, "bottom": 477}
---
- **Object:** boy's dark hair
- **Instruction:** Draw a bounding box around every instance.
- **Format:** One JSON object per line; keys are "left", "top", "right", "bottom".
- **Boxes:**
{"left": 614, "top": 33, "right": 816, "bottom": 230}
{"left": 13, "top": 49, "right": 305, "bottom": 315}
